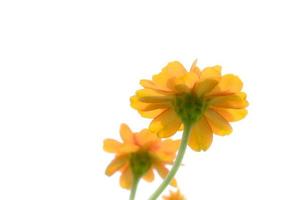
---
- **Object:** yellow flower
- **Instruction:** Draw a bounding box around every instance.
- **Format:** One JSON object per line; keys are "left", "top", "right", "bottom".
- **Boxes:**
{"left": 103, "top": 123, "right": 180, "bottom": 189}
{"left": 131, "top": 60, "right": 248, "bottom": 151}
{"left": 163, "top": 190, "right": 186, "bottom": 200}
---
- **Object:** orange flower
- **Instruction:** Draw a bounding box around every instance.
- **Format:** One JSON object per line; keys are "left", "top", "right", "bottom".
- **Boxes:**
{"left": 163, "top": 190, "right": 185, "bottom": 200}
{"left": 103, "top": 123, "right": 180, "bottom": 189}
{"left": 131, "top": 60, "right": 248, "bottom": 151}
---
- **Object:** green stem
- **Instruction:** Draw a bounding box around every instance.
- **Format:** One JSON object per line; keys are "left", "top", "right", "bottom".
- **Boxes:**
{"left": 129, "top": 176, "right": 140, "bottom": 200}
{"left": 148, "top": 122, "right": 192, "bottom": 200}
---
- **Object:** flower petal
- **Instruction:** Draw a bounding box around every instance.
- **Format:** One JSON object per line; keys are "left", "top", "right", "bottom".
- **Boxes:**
{"left": 209, "top": 93, "right": 249, "bottom": 109}
{"left": 188, "top": 117, "right": 213, "bottom": 151}
{"left": 173, "top": 72, "right": 199, "bottom": 93}
{"left": 119, "top": 165, "right": 133, "bottom": 189}
{"left": 135, "top": 129, "right": 157, "bottom": 147}
{"left": 140, "top": 79, "right": 172, "bottom": 93}
{"left": 120, "top": 123, "right": 134, "bottom": 144}
{"left": 208, "top": 74, "right": 243, "bottom": 95}
{"left": 149, "top": 109, "right": 182, "bottom": 138}
{"left": 194, "top": 79, "right": 219, "bottom": 97}
{"left": 103, "top": 139, "right": 122, "bottom": 153}
{"left": 152, "top": 61, "right": 187, "bottom": 90}
{"left": 212, "top": 107, "right": 248, "bottom": 122}
{"left": 205, "top": 109, "right": 232, "bottom": 136}
{"left": 142, "top": 168, "right": 154, "bottom": 182}
{"left": 105, "top": 155, "right": 128, "bottom": 176}
{"left": 154, "top": 162, "right": 177, "bottom": 187}
{"left": 199, "top": 65, "right": 222, "bottom": 82}
{"left": 190, "top": 59, "right": 201, "bottom": 78}
{"left": 130, "top": 96, "right": 167, "bottom": 118}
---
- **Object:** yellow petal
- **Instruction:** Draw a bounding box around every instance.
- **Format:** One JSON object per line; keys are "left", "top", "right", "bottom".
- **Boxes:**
{"left": 188, "top": 117, "right": 213, "bottom": 151}
{"left": 139, "top": 109, "right": 167, "bottom": 119}
{"left": 190, "top": 59, "right": 201, "bottom": 78}
{"left": 212, "top": 107, "right": 248, "bottom": 122}
{"left": 103, "top": 139, "right": 122, "bottom": 153}
{"left": 118, "top": 143, "right": 139, "bottom": 154}
{"left": 173, "top": 72, "right": 199, "bottom": 93}
{"left": 194, "top": 79, "right": 219, "bottom": 97}
{"left": 154, "top": 163, "right": 177, "bottom": 187}
{"left": 199, "top": 65, "right": 222, "bottom": 82}
{"left": 119, "top": 165, "right": 133, "bottom": 189}
{"left": 140, "top": 79, "right": 172, "bottom": 93}
{"left": 149, "top": 109, "right": 182, "bottom": 138}
{"left": 208, "top": 74, "right": 243, "bottom": 95}
{"left": 120, "top": 123, "right": 134, "bottom": 144}
{"left": 205, "top": 109, "right": 232, "bottom": 136}
{"left": 142, "top": 168, "right": 154, "bottom": 182}
{"left": 105, "top": 155, "right": 128, "bottom": 176}
{"left": 152, "top": 61, "right": 187, "bottom": 89}
{"left": 209, "top": 93, "right": 249, "bottom": 109}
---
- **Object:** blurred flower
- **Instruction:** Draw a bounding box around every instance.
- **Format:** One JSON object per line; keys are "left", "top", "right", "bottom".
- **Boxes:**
{"left": 103, "top": 123, "right": 180, "bottom": 189}
{"left": 163, "top": 189, "right": 185, "bottom": 200}
{"left": 131, "top": 60, "right": 248, "bottom": 151}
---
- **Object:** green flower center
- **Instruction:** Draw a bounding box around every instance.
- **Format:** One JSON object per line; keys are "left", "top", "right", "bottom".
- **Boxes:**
{"left": 173, "top": 93, "right": 207, "bottom": 124}
{"left": 130, "top": 151, "right": 152, "bottom": 178}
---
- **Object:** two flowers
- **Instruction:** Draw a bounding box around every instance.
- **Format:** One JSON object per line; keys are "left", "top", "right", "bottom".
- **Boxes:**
{"left": 104, "top": 60, "right": 248, "bottom": 200}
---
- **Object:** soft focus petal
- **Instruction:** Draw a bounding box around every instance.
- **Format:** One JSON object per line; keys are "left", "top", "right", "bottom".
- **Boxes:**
{"left": 120, "top": 123, "right": 134, "bottom": 144}
{"left": 119, "top": 165, "right": 133, "bottom": 189}
{"left": 142, "top": 168, "right": 154, "bottom": 182}
{"left": 154, "top": 163, "right": 177, "bottom": 186}
{"left": 140, "top": 79, "right": 173, "bottom": 93}
{"left": 205, "top": 109, "right": 232, "bottom": 135}
{"left": 212, "top": 107, "right": 248, "bottom": 122}
{"left": 198, "top": 65, "right": 221, "bottom": 82}
{"left": 152, "top": 61, "right": 187, "bottom": 89}
{"left": 188, "top": 117, "right": 213, "bottom": 151}
{"left": 135, "top": 129, "right": 157, "bottom": 147}
{"left": 130, "top": 96, "right": 166, "bottom": 118}
{"left": 190, "top": 59, "right": 201, "bottom": 78}
{"left": 209, "top": 93, "right": 248, "bottom": 109}
{"left": 173, "top": 72, "right": 199, "bottom": 93}
{"left": 194, "top": 79, "right": 219, "bottom": 97}
{"left": 103, "top": 139, "right": 122, "bottom": 153}
{"left": 208, "top": 74, "right": 243, "bottom": 95}
{"left": 149, "top": 109, "right": 182, "bottom": 138}
{"left": 105, "top": 155, "right": 128, "bottom": 176}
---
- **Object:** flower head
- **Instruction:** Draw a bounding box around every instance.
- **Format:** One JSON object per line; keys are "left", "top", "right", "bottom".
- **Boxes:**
{"left": 103, "top": 123, "right": 180, "bottom": 189}
{"left": 163, "top": 190, "right": 186, "bottom": 200}
{"left": 131, "top": 60, "right": 248, "bottom": 151}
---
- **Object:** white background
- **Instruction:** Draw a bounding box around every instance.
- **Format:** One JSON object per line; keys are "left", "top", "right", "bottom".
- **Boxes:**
{"left": 1, "top": 0, "right": 300, "bottom": 199}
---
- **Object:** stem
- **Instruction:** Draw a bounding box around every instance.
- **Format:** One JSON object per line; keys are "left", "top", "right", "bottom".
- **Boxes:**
{"left": 129, "top": 176, "right": 140, "bottom": 200}
{"left": 148, "top": 122, "right": 192, "bottom": 200}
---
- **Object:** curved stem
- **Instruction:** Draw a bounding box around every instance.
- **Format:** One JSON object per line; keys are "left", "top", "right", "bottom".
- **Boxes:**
{"left": 129, "top": 177, "right": 140, "bottom": 200}
{"left": 148, "top": 122, "right": 192, "bottom": 200}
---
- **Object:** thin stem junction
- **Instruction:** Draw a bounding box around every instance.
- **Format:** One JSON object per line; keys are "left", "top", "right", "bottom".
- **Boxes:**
{"left": 148, "top": 122, "right": 192, "bottom": 200}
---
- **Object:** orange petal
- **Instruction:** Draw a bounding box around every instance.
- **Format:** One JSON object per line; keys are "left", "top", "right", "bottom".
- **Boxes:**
{"left": 120, "top": 124, "right": 134, "bottom": 144}
{"left": 194, "top": 79, "right": 219, "bottom": 97}
{"left": 152, "top": 61, "right": 187, "bottom": 89}
{"left": 149, "top": 109, "right": 182, "bottom": 138}
{"left": 135, "top": 129, "right": 157, "bottom": 147}
{"left": 103, "top": 139, "right": 122, "bottom": 153}
{"left": 199, "top": 65, "right": 222, "bottom": 82}
{"left": 105, "top": 155, "right": 128, "bottom": 176}
{"left": 205, "top": 109, "right": 232, "bottom": 136}
{"left": 119, "top": 165, "right": 133, "bottom": 189}
{"left": 188, "top": 117, "right": 213, "bottom": 151}
{"left": 212, "top": 107, "right": 248, "bottom": 122}
{"left": 208, "top": 74, "right": 243, "bottom": 95}
{"left": 118, "top": 143, "right": 139, "bottom": 154}
{"left": 209, "top": 93, "right": 249, "bottom": 109}
{"left": 154, "top": 163, "right": 177, "bottom": 187}
{"left": 131, "top": 96, "right": 167, "bottom": 118}
{"left": 142, "top": 168, "right": 154, "bottom": 182}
